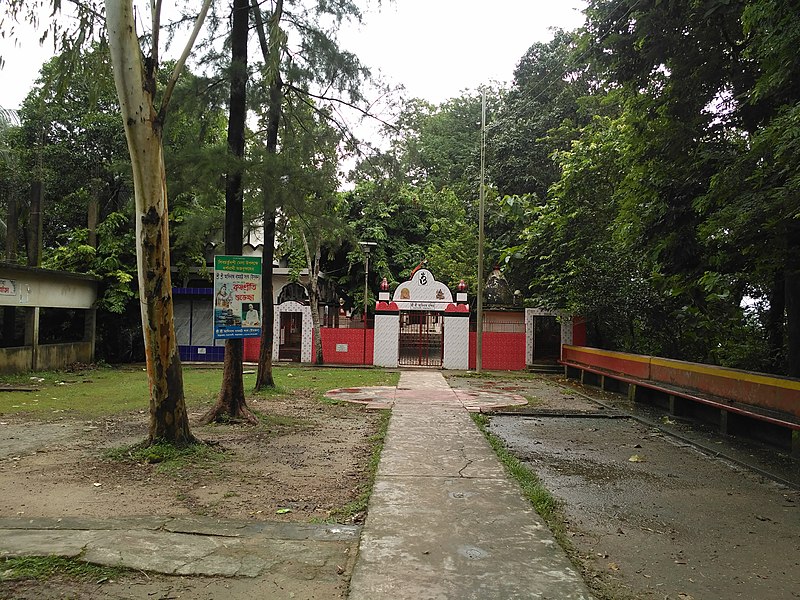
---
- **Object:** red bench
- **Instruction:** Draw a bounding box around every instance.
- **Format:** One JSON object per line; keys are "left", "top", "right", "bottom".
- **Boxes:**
{"left": 561, "top": 345, "right": 800, "bottom": 455}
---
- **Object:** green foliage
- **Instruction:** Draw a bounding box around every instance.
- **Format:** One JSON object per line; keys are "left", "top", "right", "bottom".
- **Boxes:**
{"left": 105, "top": 440, "right": 226, "bottom": 474}
{"left": 329, "top": 409, "right": 391, "bottom": 523}
{"left": 13, "top": 45, "right": 131, "bottom": 250}
{"left": 43, "top": 212, "right": 135, "bottom": 314}
{"left": 477, "top": 0, "right": 800, "bottom": 373}
{"left": 471, "top": 414, "right": 561, "bottom": 523}
{"left": 490, "top": 29, "right": 589, "bottom": 199}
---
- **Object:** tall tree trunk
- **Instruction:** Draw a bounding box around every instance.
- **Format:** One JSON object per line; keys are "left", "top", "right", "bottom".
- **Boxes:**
{"left": 26, "top": 181, "right": 42, "bottom": 267}
{"left": 106, "top": 0, "right": 193, "bottom": 445}
{"left": 301, "top": 230, "right": 324, "bottom": 365}
{"left": 88, "top": 166, "right": 100, "bottom": 249}
{"left": 785, "top": 220, "right": 800, "bottom": 378}
{"left": 767, "top": 269, "right": 786, "bottom": 372}
{"left": 257, "top": 210, "right": 276, "bottom": 388}
{"left": 254, "top": 0, "right": 283, "bottom": 390}
{"left": 2, "top": 194, "right": 17, "bottom": 345}
{"left": 5, "top": 193, "right": 18, "bottom": 261}
{"left": 200, "top": 0, "right": 257, "bottom": 425}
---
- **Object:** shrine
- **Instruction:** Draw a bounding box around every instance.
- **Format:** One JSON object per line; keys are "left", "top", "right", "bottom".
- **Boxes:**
{"left": 373, "top": 268, "right": 470, "bottom": 369}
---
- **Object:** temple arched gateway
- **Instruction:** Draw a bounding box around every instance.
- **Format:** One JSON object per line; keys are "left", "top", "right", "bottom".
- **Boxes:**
{"left": 373, "top": 268, "right": 471, "bottom": 369}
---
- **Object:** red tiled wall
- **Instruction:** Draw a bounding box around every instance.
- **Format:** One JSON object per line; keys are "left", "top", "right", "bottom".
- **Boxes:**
{"left": 469, "top": 332, "right": 527, "bottom": 371}
{"left": 243, "top": 336, "right": 260, "bottom": 362}
{"left": 312, "top": 328, "right": 374, "bottom": 365}
{"left": 572, "top": 316, "right": 587, "bottom": 346}
{"left": 243, "top": 329, "right": 374, "bottom": 365}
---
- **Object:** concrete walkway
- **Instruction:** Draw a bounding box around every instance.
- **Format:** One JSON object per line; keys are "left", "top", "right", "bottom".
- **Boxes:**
{"left": 348, "top": 370, "right": 594, "bottom": 600}
{"left": 0, "top": 516, "right": 359, "bottom": 578}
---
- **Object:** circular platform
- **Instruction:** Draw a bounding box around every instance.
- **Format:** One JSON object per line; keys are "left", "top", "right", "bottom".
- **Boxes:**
{"left": 325, "top": 386, "right": 527, "bottom": 412}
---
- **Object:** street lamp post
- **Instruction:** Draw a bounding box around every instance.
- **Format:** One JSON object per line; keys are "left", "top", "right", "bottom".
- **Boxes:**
{"left": 477, "top": 87, "right": 486, "bottom": 372}
{"left": 358, "top": 241, "right": 377, "bottom": 365}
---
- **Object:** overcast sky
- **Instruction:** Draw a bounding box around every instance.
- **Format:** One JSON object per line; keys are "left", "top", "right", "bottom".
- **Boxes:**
{"left": 0, "top": 1, "right": 586, "bottom": 111}
{"left": 339, "top": 0, "right": 587, "bottom": 104}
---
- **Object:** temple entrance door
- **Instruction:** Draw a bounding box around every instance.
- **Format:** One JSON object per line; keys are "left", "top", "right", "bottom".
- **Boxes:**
{"left": 533, "top": 315, "right": 561, "bottom": 364}
{"left": 398, "top": 311, "right": 443, "bottom": 367}
{"left": 279, "top": 312, "right": 303, "bottom": 362}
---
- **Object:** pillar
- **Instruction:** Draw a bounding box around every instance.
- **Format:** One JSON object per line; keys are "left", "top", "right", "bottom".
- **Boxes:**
{"left": 443, "top": 310, "right": 469, "bottom": 370}
{"left": 373, "top": 310, "right": 399, "bottom": 367}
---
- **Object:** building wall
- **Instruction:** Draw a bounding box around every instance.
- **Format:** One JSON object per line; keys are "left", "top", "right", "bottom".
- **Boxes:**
{"left": 0, "top": 265, "right": 98, "bottom": 374}
{"left": 442, "top": 316, "right": 469, "bottom": 370}
{"left": 373, "top": 313, "right": 399, "bottom": 367}
{"left": 313, "top": 328, "right": 374, "bottom": 365}
{"left": 0, "top": 342, "right": 94, "bottom": 375}
{"left": 0, "top": 266, "right": 96, "bottom": 310}
{"left": 243, "top": 328, "right": 375, "bottom": 365}
{"left": 469, "top": 331, "right": 527, "bottom": 371}
{"left": 0, "top": 347, "right": 33, "bottom": 374}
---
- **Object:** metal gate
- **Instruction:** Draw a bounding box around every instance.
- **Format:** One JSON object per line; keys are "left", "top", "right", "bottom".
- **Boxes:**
{"left": 399, "top": 311, "right": 443, "bottom": 367}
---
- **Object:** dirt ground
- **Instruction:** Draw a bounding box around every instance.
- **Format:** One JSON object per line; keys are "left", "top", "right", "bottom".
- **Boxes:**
{"left": 447, "top": 373, "right": 800, "bottom": 600}
{"left": 4, "top": 371, "right": 799, "bottom": 599}
{"left": 0, "top": 387, "right": 385, "bottom": 599}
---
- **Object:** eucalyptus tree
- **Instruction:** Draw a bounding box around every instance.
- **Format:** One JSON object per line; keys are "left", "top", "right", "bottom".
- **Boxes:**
{"left": 3, "top": 0, "right": 213, "bottom": 444}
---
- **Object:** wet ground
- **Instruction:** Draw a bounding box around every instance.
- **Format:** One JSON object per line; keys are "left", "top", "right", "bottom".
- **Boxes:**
{"left": 447, "top": 372, "right": 800, "bottom": 600}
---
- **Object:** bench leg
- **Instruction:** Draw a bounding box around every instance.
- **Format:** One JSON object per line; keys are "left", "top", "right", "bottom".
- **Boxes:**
{"left": 792, "top": 430, "right": 800, "bottom": 458}
{"left": 628, "top": 383, "right": 637, "bottom": 402}
{"left": 669, "top": 394, "right": 686, "bottom": 417}
{"left": 720, "top": 410, "right": 729, "bottom": 435}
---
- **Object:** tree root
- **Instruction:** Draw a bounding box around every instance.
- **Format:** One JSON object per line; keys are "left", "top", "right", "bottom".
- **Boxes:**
{"left": 197, "top": 403, "right": 259, "bottom": 426}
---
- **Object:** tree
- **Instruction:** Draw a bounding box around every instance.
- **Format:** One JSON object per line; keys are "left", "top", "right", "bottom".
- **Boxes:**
{"left": 0, "top": 106, "right": 21, "bottom": 262}
{"left": 278, "top": 109, "right": 345, "bottom": 365}
{"left": 103, "top": 0, "right": 212, "bottom": 444}
{"left": 3, "top": 0, "right": 213, "bottom": 441}
{"left": 490, "top": 30, "right": 589, "bottom": 200}
{"left": 247, "top": 0, "right": 375, "bottom": 389}
{"left": 199, "top": 0, "right": 258, "bottom": 425}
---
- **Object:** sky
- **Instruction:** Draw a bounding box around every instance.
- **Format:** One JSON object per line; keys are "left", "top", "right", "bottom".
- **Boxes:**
{"left": 339, "top": 0, "right": 587, "bottom": 104}
{"left": 0, "top": 0, "right": 587, "bottom": 111}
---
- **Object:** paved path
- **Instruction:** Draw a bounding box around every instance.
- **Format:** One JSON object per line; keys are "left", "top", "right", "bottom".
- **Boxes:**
{"left": 348, "top": 370, "right": 594, "bottom": 600}
{"left": 0, "top": 517, "right": 358, "bottom": 579}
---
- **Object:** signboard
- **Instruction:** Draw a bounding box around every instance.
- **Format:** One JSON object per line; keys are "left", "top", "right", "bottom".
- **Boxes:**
{"left": 213, "top": 256, "right": 263, "bottom": 339}
{"left": 392, "top": 269, "right": 454, "bottom": 312}
{"left": 409, "top": 302, "right": 437, "bottom": 311}
{"left": 0, "top": 279, "right": 16, "bottom": 296}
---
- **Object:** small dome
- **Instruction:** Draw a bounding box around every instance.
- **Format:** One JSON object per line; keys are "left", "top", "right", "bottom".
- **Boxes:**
{"left": 484, "top": 266, "right": 514, "bottom": 307}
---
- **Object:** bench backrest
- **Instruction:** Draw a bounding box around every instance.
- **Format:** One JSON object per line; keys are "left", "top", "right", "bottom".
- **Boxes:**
{"left": 562, "top": 345, "right": 800, "bottom": 419}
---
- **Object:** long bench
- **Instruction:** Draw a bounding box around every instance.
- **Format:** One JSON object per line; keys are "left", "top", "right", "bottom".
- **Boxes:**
{"left": 560, "top": 345, "right": 800, "bottom": 455}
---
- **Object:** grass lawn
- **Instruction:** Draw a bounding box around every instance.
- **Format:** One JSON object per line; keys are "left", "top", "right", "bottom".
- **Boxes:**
{"left": 0, "top": 364, "right": 399, "bottom": 418}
